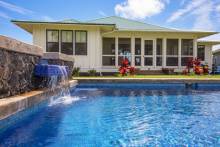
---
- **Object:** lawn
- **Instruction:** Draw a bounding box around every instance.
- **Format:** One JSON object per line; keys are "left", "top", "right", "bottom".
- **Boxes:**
{"left": 73, "top": 75, "right": 220, "bottom": 79}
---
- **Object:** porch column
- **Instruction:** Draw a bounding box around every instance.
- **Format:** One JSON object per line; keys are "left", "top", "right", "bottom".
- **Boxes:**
{"left": 59, "top": 30, "right": 61, "bottom": 53}
{"left": 115, "top": 37, "right": 118, "bottom": 67}
{"left": 162, "top": 38, "right": 167, "bottom": 67}
{"left": 131, "top": 37, "right": 135, "bottom": 66}
{"left": 178, "top": 38, "right": 182, "bottom": 68}
{"left": 153, "top": 39, "right": 157, "bottom": 68}
{"left": 141, "top": 37, "right": 145, "bottom": 68}
{"left": 193, "top": 38, "right": 197, "bottom": 59}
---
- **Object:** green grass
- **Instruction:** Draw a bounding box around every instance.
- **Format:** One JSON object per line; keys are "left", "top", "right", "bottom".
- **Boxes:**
{"left": 73, "top": 75, "right": 220, "bottom": 79}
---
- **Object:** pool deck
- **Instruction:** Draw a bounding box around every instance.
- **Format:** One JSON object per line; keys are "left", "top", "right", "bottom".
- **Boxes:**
{"left": 0, "top": 80, "right": 78, "bottom": 121}
{"left": 74, "top": 77, "right": 220, "bottom": 84}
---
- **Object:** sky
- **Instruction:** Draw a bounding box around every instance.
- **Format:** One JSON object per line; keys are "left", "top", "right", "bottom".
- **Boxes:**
{"left": 0, "top": 0, "right": 220, "bottom": 49}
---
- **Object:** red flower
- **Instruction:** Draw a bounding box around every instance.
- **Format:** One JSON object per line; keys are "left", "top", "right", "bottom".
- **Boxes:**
{"left": 119, "top": 58, "right": 135, "bottom": 76}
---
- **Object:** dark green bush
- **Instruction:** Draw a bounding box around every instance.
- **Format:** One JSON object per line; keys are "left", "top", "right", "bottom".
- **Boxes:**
{"left": 72, "top": 67, "right": 80, "bottom": 77}
{"left": 88, "top": 69, "right": 97, "bottom": 76}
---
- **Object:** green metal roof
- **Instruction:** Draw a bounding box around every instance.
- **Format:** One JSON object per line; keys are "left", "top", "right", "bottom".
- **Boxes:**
{"left": 60, "top": 19, "right": 81, "bottom": 23}
{"left": 87, "top": 16, "right": 177, "bottom": 31}
{"left": 11, "top": 16, "right": 218, "bottom": 38}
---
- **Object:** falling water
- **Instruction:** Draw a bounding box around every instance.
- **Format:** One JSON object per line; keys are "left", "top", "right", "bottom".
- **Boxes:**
{"left": 48, "top": 66, "right": 79, "bottom": 106}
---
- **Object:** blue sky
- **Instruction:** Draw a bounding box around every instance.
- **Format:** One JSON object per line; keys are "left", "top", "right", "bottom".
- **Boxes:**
{"left": 0, "top": 0, "right": 220, "bottom": 46}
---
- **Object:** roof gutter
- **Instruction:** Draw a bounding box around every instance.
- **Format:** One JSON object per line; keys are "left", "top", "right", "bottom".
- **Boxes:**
{"left": 11, "top": 20, "right": 116, "bottom": 27}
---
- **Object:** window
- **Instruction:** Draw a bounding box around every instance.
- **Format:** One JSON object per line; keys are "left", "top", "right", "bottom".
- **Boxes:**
{"left": 118, "top": 38, "right": 131, "bottom": 65}
{"left": 46, "top": 30, "right": 59, "bottom": 52}
{"left": 144, "top": 40, "right": 153, "bottom": 66}
{"left": 167, "top": 39, "right": 179, "bottom": 66}
{"left": 135, "top": 56, "right": 141, "bottom": 66}
{"left": 182, "top": 39, "right": 193, "bottom": 56}
{"left": 145, "top": 40, "right": 153, "bottom": 55}
{"left": 198, "top": 45, "right": 205, "bottom": 61}
{"left": 61, "top": 30, "right": 73, "bottom": 55}
{"left": 167, "top": 39, "right": 178, "bottom": 55}
{"left": 103, "top": 38, "right": 115, "bottom": 55}
{"left": 102, "top": 38, "right": 115, "bottom": 66}
{"left": 135, "top": 38, "right": 141, "bottom": 55}
{"left": 75, "top": 31, "right": 87, "bottom": 55}
{"left": 156, "top": 39, "right": 162, "bottom": 66}
{"left": 102, "top": 56, "right": 115, "bottom": 66}
{"left": 144, "top": 57, "right": 153, "bottom": 66}
{"left": 135, "top": 38, "right": 141, "bottom": 66}
{"left": 167, "top": 57, "right": 178, "bottom": 66}
{"left": 181, "top": 39, "right": 193, "bottom": 66}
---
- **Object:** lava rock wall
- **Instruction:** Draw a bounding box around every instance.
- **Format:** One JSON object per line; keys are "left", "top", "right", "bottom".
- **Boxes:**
{"left": 0, "top": 49, "right": 41, "bottom": 98}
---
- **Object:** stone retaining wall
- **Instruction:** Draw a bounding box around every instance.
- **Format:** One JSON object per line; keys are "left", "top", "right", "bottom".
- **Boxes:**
{"left": 0, "top": 35, "right": 43, "bottom": 99}
{"left": 0, "top": 35, "right": 75, "bottom": 99}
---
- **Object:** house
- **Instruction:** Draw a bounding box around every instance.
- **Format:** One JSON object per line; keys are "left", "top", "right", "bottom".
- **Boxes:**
{"left": 213, "top": 48, "right": 220, "bottom": 66}
{"left": 12, "top": 16, "right": 220, "bottom": 73}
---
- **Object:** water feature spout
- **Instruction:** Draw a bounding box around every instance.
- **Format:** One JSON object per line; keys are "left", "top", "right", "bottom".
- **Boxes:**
{"left": 34, "top": 60, "right": 74, "bottom": 106}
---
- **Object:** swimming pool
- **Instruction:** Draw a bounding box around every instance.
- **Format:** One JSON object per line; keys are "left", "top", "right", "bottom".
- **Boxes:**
{"left": 1, "top": 83, "right": 220, "bottom": 146}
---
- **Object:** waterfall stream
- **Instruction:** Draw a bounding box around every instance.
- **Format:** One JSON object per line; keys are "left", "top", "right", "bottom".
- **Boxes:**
{"left": 47, "top": 66, "right": 79, "bottom": 106}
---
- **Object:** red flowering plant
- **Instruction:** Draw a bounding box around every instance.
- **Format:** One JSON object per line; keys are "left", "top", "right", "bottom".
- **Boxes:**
{"left": 202, "top": 64, "right": 209, "bottom": 74}
{"left": 119, "top": 58, "right": 136, "bottom": 76}
{"left": 186, "top": 57, "right": 194, "bottom": 74}
{"left": 183, "top": 57, "right": 208, "bottom": 75}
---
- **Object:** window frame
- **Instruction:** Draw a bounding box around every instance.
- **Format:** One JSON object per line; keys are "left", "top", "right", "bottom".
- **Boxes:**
{"left": 46, "top": 29, "right": 59, "bottom": 53}
{"left": 135, "top": 38, "right": 142, "bottom": 67}
{"left": 118, "top": 38, "right": 131, "bottom": 66}
{"left": 156, "top": 38, "right": 163, "bottom": 67}
{"left": 61, "top": 30, "right": 74, "bottom": 55}
{"left": 75, "top": 30, "right": 88, "bottom": 56}
{"left": 197, "top": 45, "right": 205, "bottom": 61}
{"left": 102, "top": 37, "right": 116, "bottom": 67}
{"left": 166, "top": 39, "right": 179, "bottom": 67}
{"left": 181, "top": 39, "right": 194, "bottom": 66}
{"left": 144, "top": 40, "right": 154, "bottom": 67}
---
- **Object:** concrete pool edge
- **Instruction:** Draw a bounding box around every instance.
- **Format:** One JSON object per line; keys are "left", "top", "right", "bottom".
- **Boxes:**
{"left": 75, "top": 78, "right": 220, "bottom": 84}
{"left": 0, "top": 80, "right": 78, "bottom": 121}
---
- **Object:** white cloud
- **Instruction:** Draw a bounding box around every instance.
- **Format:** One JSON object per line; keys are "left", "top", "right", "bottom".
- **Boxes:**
{"left": 0, "top": 11, "right": 11, "bottom": 19}
{"left": 216, "top": 4, "right": 220, "bottom": 12}
{"left": 115, "top": 0, "right": 166, "bottom": 19}
{"left": 167, "top": 0, "right": 206, "bottom": 22}
{"left": 192, "top": 1, "right": 214, "bottom": 31}
{"left": 0, "top": 0, "right": 33, "bottom": 15}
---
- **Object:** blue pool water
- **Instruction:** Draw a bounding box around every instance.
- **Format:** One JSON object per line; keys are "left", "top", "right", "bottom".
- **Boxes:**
{"left": 1, "top": 83, "right": 220, "bottom": 146}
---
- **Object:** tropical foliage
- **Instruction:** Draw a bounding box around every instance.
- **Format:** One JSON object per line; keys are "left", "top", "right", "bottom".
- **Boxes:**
{"left": 119, "top": 58, "right": 135, "bottom": 76}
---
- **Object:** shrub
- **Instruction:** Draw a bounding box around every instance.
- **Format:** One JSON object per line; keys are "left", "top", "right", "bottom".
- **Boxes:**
{"left": 72, "top": 67, "right": 80, "bottom": 77}
{"left": 88, "top": 69, "right": 97, "bottom": 76}
{"left": 202, "top": 64, "right": 209, "bottom": 75}
{"left": 162, "top": 68, "right": 174, "bottom": 75}
{"left": 118, "top": 58, "right": 135, "bottom": 76}
{"left": 183, "top": 58, "right": 205, "bottom": 75}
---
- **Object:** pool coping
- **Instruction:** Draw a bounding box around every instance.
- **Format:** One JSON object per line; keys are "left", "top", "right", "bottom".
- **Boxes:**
{"left": 75, "top": 78, "right": 220, "bottom": 84}
{"left": 0, "top": 80, "right": 78, "bottom": 121}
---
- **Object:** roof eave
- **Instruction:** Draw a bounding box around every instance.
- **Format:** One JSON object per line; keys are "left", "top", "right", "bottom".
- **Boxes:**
{"left": 114, "top": 29, "right": 218, "bottom": 37}
{"left": 11, "top": 20, "right": 116, "bottom": 34}
{"left": 198, "top": 41, "right": 220, "bottom": 45}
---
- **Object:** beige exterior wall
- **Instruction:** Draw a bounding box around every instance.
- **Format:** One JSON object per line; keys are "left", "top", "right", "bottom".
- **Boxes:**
{"left": 32, "top": 25, "right": 213, "bottom": 72}
{"left": 32, "top": 24, "right": 103, "bottom": 72}
{"left": 204, "top": 45, "right": 213, "bottom": 67}
{"left": 197, "top": 43, "right": 213, "bottom": 67}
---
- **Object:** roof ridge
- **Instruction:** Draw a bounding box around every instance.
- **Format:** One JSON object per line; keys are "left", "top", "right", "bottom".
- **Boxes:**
{"left": 88, "top": 15, "right": 177, "bottom": 31}
{"left": 86, "top": 15, "right": 114, "bottom": 22}
{"left": 60, "top": 18, "right": 81, "bottom": 23}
